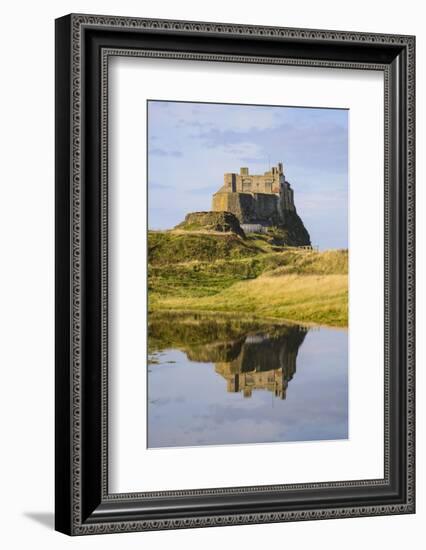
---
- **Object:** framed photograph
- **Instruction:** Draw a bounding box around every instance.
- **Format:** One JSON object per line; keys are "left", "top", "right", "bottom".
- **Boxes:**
{"left": 55, "top": 14, "right": 415, "bottom": 535}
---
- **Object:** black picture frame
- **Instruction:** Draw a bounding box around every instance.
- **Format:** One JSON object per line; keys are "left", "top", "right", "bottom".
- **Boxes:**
{"left": 55, "top": 13, "right": 415, "bottom": 535}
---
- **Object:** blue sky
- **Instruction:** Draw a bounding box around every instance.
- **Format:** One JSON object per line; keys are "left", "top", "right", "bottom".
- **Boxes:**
{"left": 148, "top": 100, "right": 348, "bottom": 250}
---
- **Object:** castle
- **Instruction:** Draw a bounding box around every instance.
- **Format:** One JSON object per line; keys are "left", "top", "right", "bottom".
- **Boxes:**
{"left": 214, "top": 328, "right": 306, "bottom": 399}
{"left": 212, "top": 163, "right": 311, "bottom": 246}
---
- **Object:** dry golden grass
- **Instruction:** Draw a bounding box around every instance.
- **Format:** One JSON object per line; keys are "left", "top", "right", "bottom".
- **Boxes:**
{"left": 151, "top": 272, "right": 348, "bottom": 327}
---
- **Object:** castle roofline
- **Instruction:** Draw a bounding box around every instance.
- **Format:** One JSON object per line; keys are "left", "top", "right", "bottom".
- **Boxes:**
{"left": 224, "top": 162, "right": 284, "bottom": 178}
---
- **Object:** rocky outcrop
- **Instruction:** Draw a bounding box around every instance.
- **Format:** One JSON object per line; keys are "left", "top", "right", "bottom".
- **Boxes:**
{"left": 269, "top": 212, "right": 312, "bottom": 247}
{"left": 281, "top": 211, "right": 311, "bottom": 247}
{"left": 175, "top": 211, "right": 246, "bottom": 239}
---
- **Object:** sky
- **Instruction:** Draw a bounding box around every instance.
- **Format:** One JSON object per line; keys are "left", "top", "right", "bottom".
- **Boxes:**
{"left": 148, "top": 100, "right": 348, "bottom": 250}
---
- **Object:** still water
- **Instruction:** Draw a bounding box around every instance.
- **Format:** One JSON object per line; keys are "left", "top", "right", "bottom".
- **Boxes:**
{"left": 147, "top": 313, "right": 348, "bottom": 448}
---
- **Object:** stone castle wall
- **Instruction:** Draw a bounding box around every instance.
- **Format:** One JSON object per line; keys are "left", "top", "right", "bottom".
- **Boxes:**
{"left": 212, "top": 192, "right": 281, "bottom": 225}
{"left": 212, "top": 163, "right": 296, "bottom": 227}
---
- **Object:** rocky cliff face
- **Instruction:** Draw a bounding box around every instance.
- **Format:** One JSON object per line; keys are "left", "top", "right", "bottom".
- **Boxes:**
{"left": 271, "top": 211, "right": 311, "bottom": 247}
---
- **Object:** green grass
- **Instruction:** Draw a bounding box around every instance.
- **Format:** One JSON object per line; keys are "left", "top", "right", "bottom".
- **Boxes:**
{"left": 148, "top": 230, "right": 262, "bottom": 264}
{"left": 148, "top": 231, "right": 348, "bottom": 327}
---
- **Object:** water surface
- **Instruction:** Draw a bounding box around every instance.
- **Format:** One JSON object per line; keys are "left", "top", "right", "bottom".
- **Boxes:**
{"left": 148, "top": 313, "right": 348, "bottom": 448}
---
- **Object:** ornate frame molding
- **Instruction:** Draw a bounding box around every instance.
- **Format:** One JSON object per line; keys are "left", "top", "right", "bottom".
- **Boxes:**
{"left": 55, "top": 14, "right": 415, "bottom": 535}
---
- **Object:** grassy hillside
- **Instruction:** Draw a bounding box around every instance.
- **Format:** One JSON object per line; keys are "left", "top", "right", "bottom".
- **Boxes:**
{"left": 148, "top": 230, "right": 348, "bottom": 327}
{"left": 148, "top": 231, "right": 261, "bottom": 264}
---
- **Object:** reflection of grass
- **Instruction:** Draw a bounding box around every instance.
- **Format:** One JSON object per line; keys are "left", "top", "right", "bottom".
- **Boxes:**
{"left": 148, "top": 311, "right": 307, "bottom": 361}
{"left": 148, "top": 311, "right": 285, "bottom": 354}
{"left": 148, "top": 231, "right": 348, "bottom": 327}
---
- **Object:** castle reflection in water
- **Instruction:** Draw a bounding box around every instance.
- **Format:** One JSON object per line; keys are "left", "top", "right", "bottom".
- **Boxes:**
{"left": 148, "top": 313, "right": 308, "bottom": 400}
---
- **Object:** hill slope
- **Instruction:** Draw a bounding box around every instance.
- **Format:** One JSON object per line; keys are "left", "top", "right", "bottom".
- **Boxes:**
{"left": 148, "top": 230, "right": 348, "bottom": 327}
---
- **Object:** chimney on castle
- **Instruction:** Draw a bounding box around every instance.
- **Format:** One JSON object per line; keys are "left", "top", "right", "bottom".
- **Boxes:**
{"left": 240, "top": 167, "right": 249, "bottom": 176}
{"left": 278, "top": 162, "right": 284, "bottom": 174}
